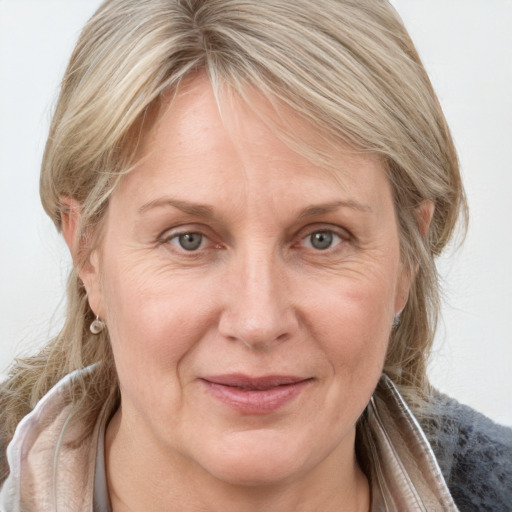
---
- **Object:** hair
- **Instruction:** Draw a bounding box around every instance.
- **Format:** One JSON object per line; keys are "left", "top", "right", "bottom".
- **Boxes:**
{"left": 0, "top": 0, "right": 467, "bottom": 475}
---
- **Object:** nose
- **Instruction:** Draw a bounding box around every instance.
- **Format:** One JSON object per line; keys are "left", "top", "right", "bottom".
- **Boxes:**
{"left": 218, "top": 248, "right": 298, "bottom": 349}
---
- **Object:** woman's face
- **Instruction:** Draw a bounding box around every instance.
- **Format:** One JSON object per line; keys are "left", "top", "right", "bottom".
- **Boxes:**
{"left": 83, "top": 76, "right": 411, "bottom": 487}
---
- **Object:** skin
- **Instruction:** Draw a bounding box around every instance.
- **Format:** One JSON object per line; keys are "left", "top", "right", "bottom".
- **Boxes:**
{"left": 64, "top": 75, "right": 416, "bottom": 512}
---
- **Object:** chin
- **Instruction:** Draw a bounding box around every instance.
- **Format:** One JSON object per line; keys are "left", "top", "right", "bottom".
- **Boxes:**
{"left": 205, "top": 458, "right": 304, "bottom": 488}
{"left": 195, "top": 431, "right": 311, "bottom": 487}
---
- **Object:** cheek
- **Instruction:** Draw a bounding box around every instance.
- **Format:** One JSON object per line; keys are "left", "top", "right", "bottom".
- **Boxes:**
{"left": 304, "top": 266, "right": 397, "bottom": 373}
{"left": 99, "top": 255, "right": 218, "bottom": 380}
{"left": 99, "top": 265, "right": 222, "bottom": 432}
{"left": 293, "top": 274, "right": 395, "bottom": 439}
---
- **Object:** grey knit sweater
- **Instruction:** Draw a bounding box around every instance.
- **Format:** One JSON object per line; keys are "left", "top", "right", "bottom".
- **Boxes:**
{"left": 423, "top": 392, "right": 512, "bottom": 511}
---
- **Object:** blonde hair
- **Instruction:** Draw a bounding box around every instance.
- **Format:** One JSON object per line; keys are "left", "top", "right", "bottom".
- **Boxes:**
{"left": 0, "top": 0, "right": 466, "bottom": 467}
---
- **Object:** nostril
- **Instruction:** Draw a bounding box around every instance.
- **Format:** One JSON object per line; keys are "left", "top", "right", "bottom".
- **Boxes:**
{"left": 217, "top": 276, "right": 298, "bottom": 348}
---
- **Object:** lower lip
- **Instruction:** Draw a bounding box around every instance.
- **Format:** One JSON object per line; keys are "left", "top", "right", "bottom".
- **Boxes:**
{"left": 202, "top": 380, "right": 311, "bottom": 414}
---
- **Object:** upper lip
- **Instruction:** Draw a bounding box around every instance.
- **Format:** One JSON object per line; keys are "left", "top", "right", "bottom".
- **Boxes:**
{"left": 202, "top": 374, "right": 311, "bottom": 390}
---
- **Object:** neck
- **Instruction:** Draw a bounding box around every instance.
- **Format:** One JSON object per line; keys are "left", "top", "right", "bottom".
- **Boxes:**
{"left": 105, "top": 408, "right": 370, "bottom": 512}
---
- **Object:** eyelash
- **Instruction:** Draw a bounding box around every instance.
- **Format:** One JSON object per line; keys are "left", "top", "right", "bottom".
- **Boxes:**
{"left": 160, "top": 230, "right": 219, "bottom": 252}
{"left": 297, "top": 230, "right": 344, "bottom": 251}
{"left": 159, "top": 226, "right": 350, "bottom": 255}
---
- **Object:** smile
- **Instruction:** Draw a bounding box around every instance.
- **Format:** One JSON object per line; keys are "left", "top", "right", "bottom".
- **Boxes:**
{"left": 201, "top": 375, "right": 313, "bottom": 414}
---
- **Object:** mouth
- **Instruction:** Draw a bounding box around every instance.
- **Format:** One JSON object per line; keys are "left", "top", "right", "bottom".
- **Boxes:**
{"left": 200, "top": 374, "right": 313, "bottom": 414}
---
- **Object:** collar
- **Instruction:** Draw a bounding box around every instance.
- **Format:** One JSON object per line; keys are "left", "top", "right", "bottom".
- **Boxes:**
{"left": 366, "top": 375, "right": 458, "bottom": 511}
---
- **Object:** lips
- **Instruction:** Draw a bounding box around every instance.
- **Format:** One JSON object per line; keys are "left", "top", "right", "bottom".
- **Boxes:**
{"left": 201, "top": 374, "right": 312, "bottom": 414}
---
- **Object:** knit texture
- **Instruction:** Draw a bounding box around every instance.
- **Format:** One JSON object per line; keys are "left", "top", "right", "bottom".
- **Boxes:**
{"left": 423, "top": 392, "right": 512, "bottom": 511}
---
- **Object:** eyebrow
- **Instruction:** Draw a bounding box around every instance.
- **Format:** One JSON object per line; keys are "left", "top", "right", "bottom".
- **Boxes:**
{"left": 138, "top": 197, "right": 215, "bottom": 218}
{"left": 297, "top": 200, "right": 372, "bottom": 218}
{"left": 138, "top": 197, "right": 372, "bottom": 218}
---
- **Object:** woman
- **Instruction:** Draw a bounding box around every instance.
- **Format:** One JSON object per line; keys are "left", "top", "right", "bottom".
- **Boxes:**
{"left": 0, "top": 0, "right": 510, "bottom": 510}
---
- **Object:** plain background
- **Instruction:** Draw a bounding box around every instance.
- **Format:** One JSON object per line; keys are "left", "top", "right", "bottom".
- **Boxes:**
{"left": 0, "top": 0, "right": 511, "bottom": 425}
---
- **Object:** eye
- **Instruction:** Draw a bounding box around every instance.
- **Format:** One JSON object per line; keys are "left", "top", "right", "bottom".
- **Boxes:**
{"left": 169, "top": 232, "right": 205, "bottom": 251}
{"left": 301, "top": 230, "right": 343, "bottom": 250}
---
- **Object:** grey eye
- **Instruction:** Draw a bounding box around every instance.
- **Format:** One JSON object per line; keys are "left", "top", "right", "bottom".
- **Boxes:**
{"left": 177, "top": 233, "right": 203, "bottom": 251}
{"left": 309, "top": 231, "right": 334, "bottom": 250}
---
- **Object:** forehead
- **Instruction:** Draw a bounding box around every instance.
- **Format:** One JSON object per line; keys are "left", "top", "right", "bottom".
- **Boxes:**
{"left": 113, "top": 75, "right": 392, "bottom": 215}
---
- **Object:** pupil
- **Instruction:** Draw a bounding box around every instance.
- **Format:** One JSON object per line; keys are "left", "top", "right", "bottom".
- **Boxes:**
{"left": 311, "top": 231, "right": 332, "bottom": 250}
{"left": 179, "top": 233, "right": 202, "bottom": 250}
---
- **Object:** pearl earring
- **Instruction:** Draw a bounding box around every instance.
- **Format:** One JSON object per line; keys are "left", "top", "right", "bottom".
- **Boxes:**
{"left": 392, "top": 314, "right": 401, "bottom": 328}
{"left": 90, "top": 315, "right": 105, "bottom": 335}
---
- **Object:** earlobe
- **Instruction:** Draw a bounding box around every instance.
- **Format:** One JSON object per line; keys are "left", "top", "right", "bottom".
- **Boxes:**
{"left": 394, "top": 272, "right": 411, "bottom": 319}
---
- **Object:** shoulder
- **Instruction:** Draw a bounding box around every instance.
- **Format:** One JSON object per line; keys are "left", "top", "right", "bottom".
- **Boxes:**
{"left": 423, "top": 391, "right": 512, "bottom": 512}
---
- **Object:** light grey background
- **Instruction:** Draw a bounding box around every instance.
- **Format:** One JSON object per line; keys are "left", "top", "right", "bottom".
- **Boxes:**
{"left": 1, "top": 0, "right": 511, "bottom": 425}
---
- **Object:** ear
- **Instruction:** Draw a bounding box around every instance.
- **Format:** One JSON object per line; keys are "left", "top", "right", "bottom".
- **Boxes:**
{"left": 416, "top": 200, "right": 435, "bottom": 238}
{"left": 394, "top": 200, "right": 435, "bottom": 316}
{"left": 61, "top": 197, "right": 81, "bottom": 260}
{"left": 60, "top": 197, "right": 104, "bottom": 317}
